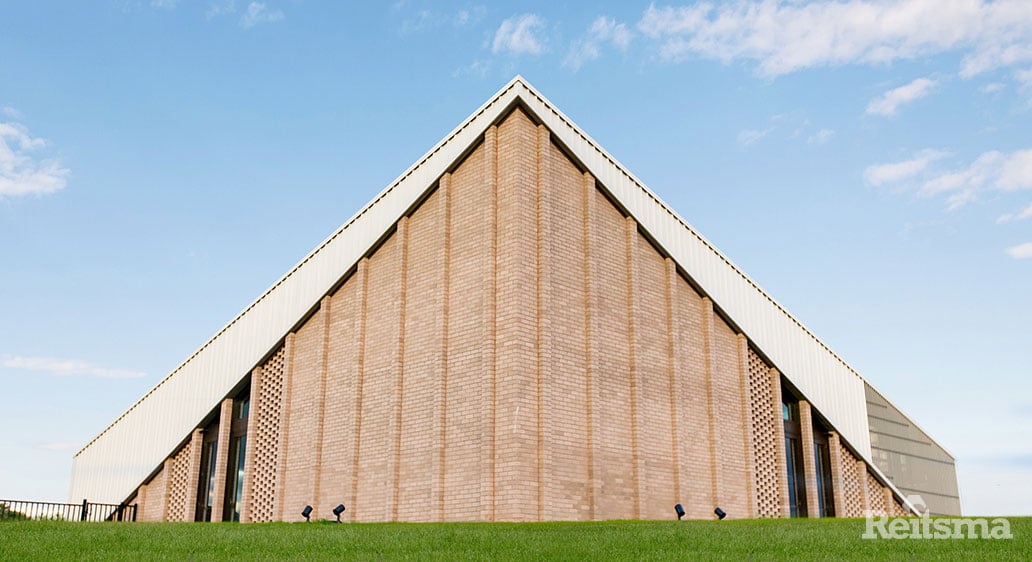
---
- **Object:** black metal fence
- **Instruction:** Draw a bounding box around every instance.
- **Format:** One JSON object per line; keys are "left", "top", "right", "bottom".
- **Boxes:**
{"left": 0, "top": 499, "right": 137, "bottom": 522}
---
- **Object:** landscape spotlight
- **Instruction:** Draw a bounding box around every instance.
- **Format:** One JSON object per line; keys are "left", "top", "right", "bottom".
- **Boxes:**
{"left": 333, "top": 504, "right": 346, "bottom": 523}
{"left": 302, "top": 505, "right": 313, "bottom": 522}
{"left": 674, "top": 504, "right": 685, "bottom": 520}
{"left": 714, "top": 507, "right": 727, "bottom": 520}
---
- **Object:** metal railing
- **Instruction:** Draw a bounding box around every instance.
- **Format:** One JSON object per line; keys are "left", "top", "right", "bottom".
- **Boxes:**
{"left": 0, "top": 499, "right": 137, "bottom": 522}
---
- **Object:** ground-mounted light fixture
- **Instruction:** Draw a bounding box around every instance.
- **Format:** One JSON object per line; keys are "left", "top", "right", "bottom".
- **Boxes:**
{"left": 674, "top": 504, "right": 685, "bottom": 520}
{"left": 302, "top": 505, "right": 313, "bottom": 522}
{"left": 714, "top": 507, "right": 727, "bottom": 520}
{"left": 333, "top": 504, "right": 346, "bottom": 523}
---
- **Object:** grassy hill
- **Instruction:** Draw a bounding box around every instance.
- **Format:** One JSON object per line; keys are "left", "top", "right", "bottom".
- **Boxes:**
{"left": 0, "top": 517, "right": 1027, "bottom": 560}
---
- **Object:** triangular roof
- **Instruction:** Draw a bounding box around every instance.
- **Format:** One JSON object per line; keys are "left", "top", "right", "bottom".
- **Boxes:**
{"left": 71, "top": 76, "right": 918, "bottom": 510}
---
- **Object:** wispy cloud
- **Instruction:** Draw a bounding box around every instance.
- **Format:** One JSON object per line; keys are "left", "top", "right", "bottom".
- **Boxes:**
{"left": 867, "top": 77, "right": 938, "bottom": 116}
{"left": 864, "top": 149, "right": 948, "bottom": 186}
{"left": 0, "top": 356, "right": 146, "bottom": 379}
{"left": 150, "top": 0, "right": 177, "bottom": 9}
{"left": 868, "top": 148, "right": 1032, "bottom": 211}
{"left": 737, "top": 127, "right": 773, "bottom": 146}
{"left": 398, "top": 6, "right": 485, "bottom": 34}
{"left": 997, "top": 202, "right": 1032, "bottom": 224}
{"left": 0, "top": 119, "right": 70, "bottom": 197}
{"left": 239, "top": 2, "right": 283, "bottom": 28}
{"left": 452, "top": 59, "right": 491, "bottom": 78}
{"left": 564, "top": 16, "right": 633, "bottom": 70}
{"left": 981, "top": 82, "right": 1006, "bottom": 94}
{"left": 206, "top": 0, "right": 236, "bottom": 19}
{"left": 492, "top": 14, "right": 545, "bottom": 56}
{"left": 1005, "top": 242, "right": 1032, "bottom": 259}
{"left": 808, "top": 128, "right": 835, "bottom": 145}
{"left": 637, "top": 1, "right": 1032, "bottom": 78}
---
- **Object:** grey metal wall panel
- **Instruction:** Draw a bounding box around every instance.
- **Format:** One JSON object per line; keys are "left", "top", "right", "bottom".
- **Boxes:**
{"left": 866, "top": 383, "right": 960, "bottom": 515}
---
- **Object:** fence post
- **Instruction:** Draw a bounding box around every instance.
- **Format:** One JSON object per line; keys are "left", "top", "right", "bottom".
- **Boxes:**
{"left": 81, "top": 499, "right": 88, "bottom": 521}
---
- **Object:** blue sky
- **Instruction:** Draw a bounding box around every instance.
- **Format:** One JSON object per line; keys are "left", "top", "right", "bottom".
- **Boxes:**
{"left": 1, "top": 1, "right": 1029, "bottom": 516}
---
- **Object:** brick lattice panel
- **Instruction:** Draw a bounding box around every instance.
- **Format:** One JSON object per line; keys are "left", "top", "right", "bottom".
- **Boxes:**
{"left": 250, "top": 346, "right": 285, "bottom": 522}
{"left": 747, "top": 348, "right": 780, "bottom": 518}
{"left": 838, "top": 442, "right": 864, "bottom": 517}
{"left": 166, "top": 444, "right": 192, "bottom": 522}
{"left": 866, "top": 471, "right": 888, "bottom": 515}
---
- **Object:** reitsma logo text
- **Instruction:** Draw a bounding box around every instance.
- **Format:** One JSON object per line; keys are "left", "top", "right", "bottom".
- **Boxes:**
{"left": 862, "top": 495, "right": 1013, "bottom": 540}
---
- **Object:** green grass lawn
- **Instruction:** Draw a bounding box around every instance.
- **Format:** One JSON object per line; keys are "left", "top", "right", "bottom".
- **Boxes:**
{"left": 0, "top": 517, "right": 1027, "bottom": 561}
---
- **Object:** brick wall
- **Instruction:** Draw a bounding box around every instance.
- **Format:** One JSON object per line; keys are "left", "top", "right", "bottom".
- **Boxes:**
{"left": 129, "top": 106, "right": 912, "bottom": 522}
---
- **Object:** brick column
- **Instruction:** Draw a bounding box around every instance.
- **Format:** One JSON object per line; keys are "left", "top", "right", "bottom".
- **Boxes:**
{"left": 737, "top": 334, "right": 757, "bottom": 518}
{"left": 390, "top": 219, "right": 408, "bottom": 522}
{"left": 184, "top": 427, "right": 204, "bottom": 522}
{"left": 436, "top": 176, "right": 451, "bottom": 522}
{"left": 349, "top": 259, "right": 370, "bottom": 522}
{"left": 857, "top": 460, "right": 870, "bottom": 515}
{"left": 625, "top": 215, "right": 642, "bottom": 519}
{"left": 883, "top": 488, "right": 896, "bottom": 516}
{"left": 582, "top": 170, "right": 598, "bottom": 520}
{"left": 161, "top": 458, "right": 174, "bottom": 522}
{"left": 770, "top": 368, "right": 790, "bottom": 517}
{"left": 798, "top": 400, "right": 820, "bottom": 518}
{"left": 311, "top": 296, "right": 332, "bottom": 513}
{"left": 478, "top": 126, "right": 499, "bottom": 522}
{"left": 702, "top": 297, "right": 724, "bottom": 511}
{"left": 240, "top": 366, "right": 262, "bottom": 523}
{"left": 828, "top": 431, "right": 845, "bottom": 518}
{"left": 664, "top": 258, "right": 682, "bottom": 508}
{"left": 273, "top": 332, "right": 296, "bottom": 521}
{"left": 211, "top": 398, "right": 233, "bottom": 521}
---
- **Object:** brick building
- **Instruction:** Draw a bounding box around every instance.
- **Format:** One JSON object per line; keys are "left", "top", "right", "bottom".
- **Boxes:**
{"left": 70, "top": 77, "right": 960, "bottom": 522}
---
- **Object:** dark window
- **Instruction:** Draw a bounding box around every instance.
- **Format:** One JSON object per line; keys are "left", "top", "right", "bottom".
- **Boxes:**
{"left": 196, "top": 431, "right": 218, "bottom": 522}
{"left": 814, "top": 436, "right": 836, "bottom": 517}
{"left": 223, "top": 386, "right": 250, "bottom": 522}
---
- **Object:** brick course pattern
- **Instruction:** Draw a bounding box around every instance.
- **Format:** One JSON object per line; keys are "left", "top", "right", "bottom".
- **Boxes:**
{"left": 129, "top": 108, "right": 911, "bottom": 522}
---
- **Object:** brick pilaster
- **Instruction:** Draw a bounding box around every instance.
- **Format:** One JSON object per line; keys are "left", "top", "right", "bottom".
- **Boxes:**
{"left": 702, "top": 297, "right": 723, "bottom": 510}
{"left": 184, "top": 427, "right": 204, "bottom": 522}
{"left": 348, "top": 258, "right": 369, "bottom": 522}
{"left": 799, "top": 400, "right": 820, "bottom": 517}
{"left": 857, "top": 460, "right": 870, "bottom": 515}
{"left": 828, "top": 431, "right": 845, "bottom": 518}
{"left": 239, "top": 366, "right": 261, "bottom": 523}
{"left": 737, "top": 334, "right": 757, "bottom": 518}
{"left": 625, "top": 215, "right": 642, "bottom": 519}
{"left": 390, "top": 218, "right": 409, "bottom": 521}
{"left": 273, "top": 332, "right": 296, "bottom": 521}
{"left": 211, "top": 398, "right": 233, "bottom": 521}
{"left": 769, "top": 368, "right": 790, "bottom": 518}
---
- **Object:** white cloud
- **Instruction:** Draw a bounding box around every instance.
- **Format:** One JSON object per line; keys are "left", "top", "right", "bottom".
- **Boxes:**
{"left": 981, "top": 82, "right": 1006, "bottom": 93}
{"left": 997, "top": 202, "right": 1032, "bottom": 224}
{"left": 737, "top": 127, "right": 773, "bottom": 146}
{"left": 399, "top": 7, "right": 485, "bottom": 34}
{"left": 867, "top": 77, "right": 938, "bottom": 116}
{"left": 452, "top": 59, "right": 491, "bottom": 78}
{"left": 863, "top": 149, "right": 947, "bottom": 186}
{"left": 0, "top": 121, "right": 69, "bottom": 197}
{"left": 150, "top": 0, "right": 177, "bottom": 9}
{"left": 0, "top": 356, "right": 146, "bottom": 379}
{"left": 1005, "top": 242, "right": 1032, "bottom": 259}
{"left": 637, "top": 1, "right": 1032, "bottom": 78}
{"left": 808, "top": 128, "right": 835, "bottom": 144}
{"left": 492, "top": 14, "right": 545, "bottom": 56}
{"left": 206, "top": 0, "right": 236, "bottom": 19}
{"left": 239, "top": 2, "right": 283, "bottom": 28}
{"left": 564, "top": 16, "right": 634, "bottom": 70}
{"left": 869, "top": 149, "right": 1032, "bottom": 211}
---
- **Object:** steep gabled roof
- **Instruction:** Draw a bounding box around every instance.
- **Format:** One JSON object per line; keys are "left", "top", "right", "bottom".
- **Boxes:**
{"left": 72, "top": 76, "right": 914, "bottom": 509}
